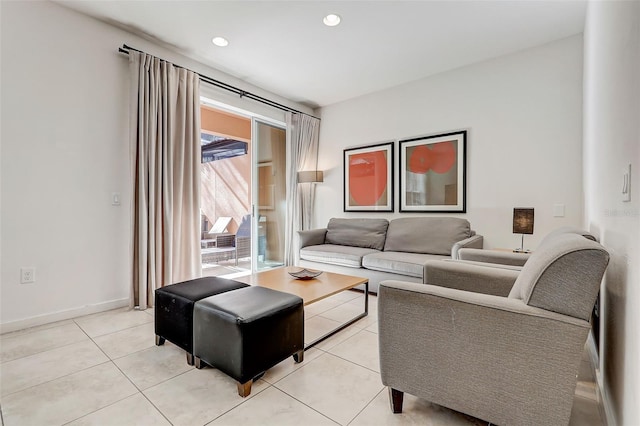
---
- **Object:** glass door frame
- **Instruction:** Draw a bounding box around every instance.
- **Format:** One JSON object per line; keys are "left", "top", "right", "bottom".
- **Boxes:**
{"left": 251, "top": 116, "right": 288, "bottom": 272}
{"left": 199, "top": 96, "right": 288, "bottom": 274}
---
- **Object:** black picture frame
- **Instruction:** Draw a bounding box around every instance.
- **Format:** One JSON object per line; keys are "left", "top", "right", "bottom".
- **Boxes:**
{"left": 399, "top": 130, "right": 466, "bottom": 213}
{"left": 343, "top": 142, "right": 394, "bottom": 212}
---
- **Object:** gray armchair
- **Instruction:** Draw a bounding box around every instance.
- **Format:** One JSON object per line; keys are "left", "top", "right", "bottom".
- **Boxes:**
{"left": 378, "top": 233, "right": 609, "bottom": 426}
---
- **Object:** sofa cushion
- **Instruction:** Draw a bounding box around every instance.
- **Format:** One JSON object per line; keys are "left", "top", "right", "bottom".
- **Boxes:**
{"left": 384, "top": 217, "right": 471, "bottom": 255}
{"left": 508, "top": 234, "right": 609, "bottom": 321}
{"left": 325, "top": 218, "right": 389, "bottom": 250}
{"left": 300, "top": 244, "right": 380, "bottom": 268}
{"left": 363, "top": 251, "right": 447, "bottom": 278}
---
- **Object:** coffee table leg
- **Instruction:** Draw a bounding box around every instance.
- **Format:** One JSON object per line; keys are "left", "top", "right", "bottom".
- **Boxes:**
{"left": 304, "top": 280, "right": 369, "bottom": 350}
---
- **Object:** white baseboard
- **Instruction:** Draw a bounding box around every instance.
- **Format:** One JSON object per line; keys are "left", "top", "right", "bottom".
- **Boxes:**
{"left": 0, "top": 298, "right": 130, "bottom": 334}
{"left": 586, "top": 333, "right": 617, "bottom": 426}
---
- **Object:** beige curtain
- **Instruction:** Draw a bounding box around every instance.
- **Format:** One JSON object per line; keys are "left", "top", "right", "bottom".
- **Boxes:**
{"left": 284, "top": 112, "right": 320, "bottom": 265}
{"left": 129, "top": 51, "right": 202, "bottom": 309}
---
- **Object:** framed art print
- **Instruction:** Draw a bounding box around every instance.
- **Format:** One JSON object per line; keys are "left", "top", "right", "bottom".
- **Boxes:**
{"left": 399, "top": 130, "right": 466, "bottom": 213}
{"left": 344, "top": 142, "right": 394, "bottom": 212}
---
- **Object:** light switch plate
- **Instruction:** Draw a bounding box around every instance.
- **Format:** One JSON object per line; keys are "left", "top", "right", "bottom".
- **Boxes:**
{"left": 553, "top": 204, "right": 565, "bottom": 217}
{"left": 622, "top": 164, "right": 631, "bottom": 202}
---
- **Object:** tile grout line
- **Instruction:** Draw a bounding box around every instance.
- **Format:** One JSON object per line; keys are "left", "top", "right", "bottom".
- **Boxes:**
{"left": 0, "top": 338, "right": 89, "bottom": 366}
{"left": 60, "top": 317, "right": 176, "bottom": 425}
{"left": 346, "top": 387, "right": 387, "bottom": 426}
{"left": 269, "top": 350, "right": 380, "bottom": 426}
{"left": 202, "top": 383, "right": 270, "bottom": 425}
{"left": 0, "top": 317, "right": 154, "bottom": 366}
{"left": 268, "top": 382, "right": 342, "bottom": 426}
{"left": 65, "top": 319, "right": 142, "bottom": 424}
{"left": 322, "top": 332, "right": 383, "bottom": 376}
{"left": 261, "top": 347, "right": 329, "bottom": 386}
{"left": 74, "top": 315, "right": 154, "bottom": 340}
{"left": 0, "top": 359, "right": 114, "bottom": 400}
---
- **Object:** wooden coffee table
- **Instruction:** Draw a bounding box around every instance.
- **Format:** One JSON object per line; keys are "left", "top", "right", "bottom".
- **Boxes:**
{"left": 235, "top": 266, "right": 369, "bottom": 349}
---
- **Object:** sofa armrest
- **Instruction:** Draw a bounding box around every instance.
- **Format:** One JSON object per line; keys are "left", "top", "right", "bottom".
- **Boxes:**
{"left": 423, "top": 259, "right": 519, "bottom": 296}
{"left": 458, "top": 248, "right": 530, "bottom": 266}
{"left": 378, "top": 280, "right": 589, "bottom": 426}
{"left": 451, "top": 235, "right": 483, "bottom": 259}
{"left": 298, "top": 228, "right": 327, "bottom": 249}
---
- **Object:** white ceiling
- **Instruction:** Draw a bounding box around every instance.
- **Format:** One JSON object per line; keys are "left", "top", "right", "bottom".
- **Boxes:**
{"left": 57, "top": 0, "right": 586, "bottom": 109}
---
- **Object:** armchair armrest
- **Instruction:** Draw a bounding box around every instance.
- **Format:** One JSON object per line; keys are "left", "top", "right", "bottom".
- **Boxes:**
{"left": 451, "top": 235, "right": 483, "bottom": 259}
{"left": 298, "top": 228, "right": 327, "bottom": 249}
{"left": 423, "top": 259, "right": 519, "bottom": 296}
{"left": 378, "top": 280, "right": 589, "bottom": 426}
{"left": 457, "top": 248, "right": 530, "bottom": 266}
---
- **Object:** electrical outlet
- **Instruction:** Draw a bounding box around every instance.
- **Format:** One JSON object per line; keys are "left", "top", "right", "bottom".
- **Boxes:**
{"left": 20, "top": 267, "right": 35, "bottom": 284}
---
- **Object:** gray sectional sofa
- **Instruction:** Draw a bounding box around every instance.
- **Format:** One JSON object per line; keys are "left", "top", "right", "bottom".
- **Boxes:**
{"left": 297, "top": 217, "right": 483, "bottom": 293}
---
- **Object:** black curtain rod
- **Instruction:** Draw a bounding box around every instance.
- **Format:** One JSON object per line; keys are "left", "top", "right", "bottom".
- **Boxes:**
{"left": 118, "top": 44, "right": 319, "bottom": 120}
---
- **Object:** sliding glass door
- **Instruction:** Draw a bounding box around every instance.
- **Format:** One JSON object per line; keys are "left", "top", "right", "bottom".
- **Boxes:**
{"left": 252, "top": 118, "right": 287, "bottom": 271}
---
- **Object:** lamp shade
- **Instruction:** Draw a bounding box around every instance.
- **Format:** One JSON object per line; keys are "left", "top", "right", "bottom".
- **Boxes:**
{"left": 297, "top": 170, "right": 324, "bottom": 183}
{"left": 513, "top": 208, "right": 534, "bottom": 234}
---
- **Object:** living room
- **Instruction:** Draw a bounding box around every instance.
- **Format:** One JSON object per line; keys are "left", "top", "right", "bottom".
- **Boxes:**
{"left": 1, "top": 1, "right": 638, "bottom": 425}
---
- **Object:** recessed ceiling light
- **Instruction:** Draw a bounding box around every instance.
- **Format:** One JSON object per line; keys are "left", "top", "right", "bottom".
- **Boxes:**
{"left": 323, "top": 14, "right": 341, "bottom": 27}
{"left": 212, "top": 36, "right": 229, "bottom": 47}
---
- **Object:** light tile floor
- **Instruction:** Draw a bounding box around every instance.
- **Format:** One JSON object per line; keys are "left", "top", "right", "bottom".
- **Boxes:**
{"left": 0, "top": 291, "right": 603, "bottom": 426}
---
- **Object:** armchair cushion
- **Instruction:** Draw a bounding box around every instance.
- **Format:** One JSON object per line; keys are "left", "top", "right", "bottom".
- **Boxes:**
{"left": 509, "top": 234, "right": 609, "bottom": 321}
{"left": 384, "top": 217, "right": 471, "bottom": 255}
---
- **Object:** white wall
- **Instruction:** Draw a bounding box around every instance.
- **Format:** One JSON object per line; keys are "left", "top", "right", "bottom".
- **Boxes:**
{"left": 583, "top": 1, "right": 640, "bottom": 424}
{"left": 316, "top": 36, "right": 584, "bottom": 249}
{"left": 0, "top": 1, "right": 311, "bottom": 331}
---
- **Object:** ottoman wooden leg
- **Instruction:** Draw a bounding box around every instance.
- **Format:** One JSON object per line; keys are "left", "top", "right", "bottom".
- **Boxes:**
{"left": 293, "top": 349, "right": 304, "bottom": 363}
{"left": 186, "top": 353, "right": 194, "bottom": 366}
{"left": 155, "top": 335, "right": 165, "bottom": 346}
{"left": 237, "top": 380, "right": 253, "bottom": 397}
{"left": 195, "top": 356, "right": 204, "bottom": 369}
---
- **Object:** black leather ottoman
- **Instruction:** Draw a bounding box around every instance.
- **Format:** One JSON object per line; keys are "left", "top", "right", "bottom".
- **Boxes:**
{"left": 154, "top": 277, "right": 249, "bottom": 365}
{"left": 193, "top": 286, "right": 304, "bottom": 397}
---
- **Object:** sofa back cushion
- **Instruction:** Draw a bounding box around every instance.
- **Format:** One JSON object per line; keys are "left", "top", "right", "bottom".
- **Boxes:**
{"left": 508, "top": 233, "right": 609, "bottom": 321}
{"left": 384, "top": 217, "right": 471, "bottom": 255}
{"left": 325, "top": 218, "right": 389, "bottom": 250}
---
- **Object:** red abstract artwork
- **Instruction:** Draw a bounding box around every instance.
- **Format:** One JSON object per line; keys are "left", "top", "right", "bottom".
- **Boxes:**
{"left": 408, "top": 141, "right": 456, "bottom": 174}
{"left": 349, "top": 151, "right": 388, "bottom": 206}
{"left": 399, "top": 131, "right": 466, "bottom": 213}
{"left": 344, "top": 142, "right": 394, "bottom": 212}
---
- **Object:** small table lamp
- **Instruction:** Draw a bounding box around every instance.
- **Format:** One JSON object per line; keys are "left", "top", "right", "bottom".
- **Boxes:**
{"left": 513, "top": 208, "right": 534, "bottom": 253}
